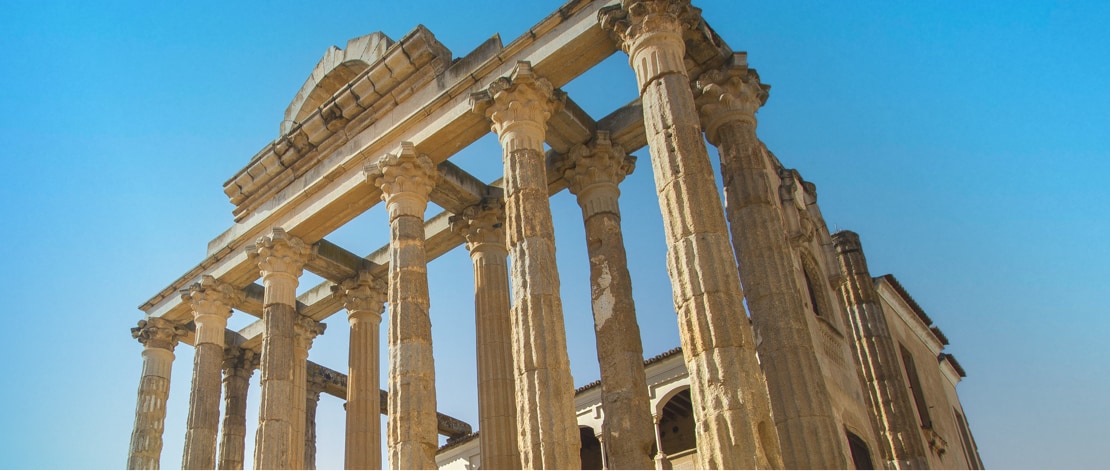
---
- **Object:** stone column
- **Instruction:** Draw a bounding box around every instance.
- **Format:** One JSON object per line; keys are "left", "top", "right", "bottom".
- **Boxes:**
{"left": 367, "top": 143, "right": 439, "bottom": 470}
{"left": 251, "top": 228, "right": 313, "bottom": 470}
{"left": 128, "top": 318, "right": 185, "bottom": 470}
{"left": 450, "top": 201, "right": 521, "bottom": 470}
{"left": 304, "top": 369, "right": 326, "bottom": 470}
{"left": 558, "top": 132, "right": 654, "bottom": 469}
{"left": 293, "top": 317, "right": 326, "bottom": 469}
{"left": 218, "top": 347, "right": 257, "bottom": 470}
{"left": 336, "top": 272, "right": 387, "bottom": 470}
{"left": 182, "top": 276, "right": 240, "bottom": 469}
{"left": 695, "top": 54, "right": 847, "bottom": 469}
{"left": 600, "top": 2, "right": 783, "bottom": 468}
{"left": 651, "top": 414, "right": 671, "bottom": 471}
{"left": 833, "top": 231, "right": 928, "bottom": 469}
{"left": 471, "top": 61, "right": 581, "bottom": 469}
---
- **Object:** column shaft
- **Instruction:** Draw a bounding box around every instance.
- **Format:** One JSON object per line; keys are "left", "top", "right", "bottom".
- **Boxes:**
{"left": 369, "top": 144, "right": 439, "bottom": 469}
{"left": 128, "top": 318, "right": 182, "bottom": 470}
{"left": 560, "top": 135, "right": 654, "bottom": 469}
{"left": 252, "top": 229, "right": 312, "bottom": 470}
{"left": 341, "top": 273, "right": 386, "bottom": 470}
{"left": 471, "top": 62, "right": 580, "bottom": 469}
{"left": 697, "top": 60, "right": 847, "bottom": 468}
{"left": 834, "top": 231, "right": 929, "bottom": 469}
{"left": 183, "top": 276, "right": 238, "bottom": 470}
{"left": 452, "top": 203, "right": 521, "bottom": 470}
{"left": 304, "top": 381, "right": 323, "bottom": 470}
{"left": 218, "top": 348, "right": 256, "bottom": 470}
{"left": 600, "top": 3, "right": 782, "bottom": 468}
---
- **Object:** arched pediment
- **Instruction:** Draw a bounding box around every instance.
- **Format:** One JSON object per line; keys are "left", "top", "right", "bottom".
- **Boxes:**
{"left": 281, "top": 32, "right": 394, "bottom": 135}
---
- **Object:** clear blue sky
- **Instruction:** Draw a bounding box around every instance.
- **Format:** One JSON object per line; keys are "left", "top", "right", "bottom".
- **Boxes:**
{"left": 1, "top": 1, "right": 1107, "bottom": 469}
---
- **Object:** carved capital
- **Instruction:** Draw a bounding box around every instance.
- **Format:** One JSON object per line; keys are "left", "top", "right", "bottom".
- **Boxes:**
{"left": 131, "top": 317, "right": 186, "bottom": 351}
{"left": 600, "top": 0, "right": 702, "bottom": 88}
{"left": 181, "top": 275, "right": 240, "bottom": 320}
{"left": 366, "top": 142, "right": 436, "bottom": 219}
{"left": 222, "top": 346, "right": 259, "bottom": 373}
{"left": 251, "top": 228, "right": 311, "bottom": 280}
{"left": 695, "top": 53, "right": 770, "bottom": 144}
{"left": 332, "top": 271, "right": 387, "bottom": 317}
{"left": 449, "top": 199, "right": 506, "bottom": 253}
{"left": 293, "top": 316, "right": 326, "bottom": 352}
{"left": 558, "top": 131, "right": 636, "bottom": 197}
{"left": 470, "top": 61, "right": 566, "bottom": 151}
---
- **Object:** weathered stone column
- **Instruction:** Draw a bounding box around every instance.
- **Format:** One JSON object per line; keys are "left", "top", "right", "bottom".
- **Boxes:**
{"left": 293, "top": 317, "right": 326, "bottom": 469}
{"left": 367, "top": 143, "right": 439, "bottom": 470}
{"left": 218, "top": 347, "right": 257, "bottom": 470}
{"left": 600, "top": 2, "right": 783, "bottom": 468}
{"left": 558, "top": 132, "right": 654, "bottom": 469}
{"left": 128, "top": 318, "right": 185, "bottom": 470}
{"left": 471, "top": 61, "right": 581, "bottom": 469}
{"left": 833, "top": 231, "right": 928, "bottom": 469}
{"left": 336, "top": 272, "right": 387, "bottom": 470}
{"left": 695, "top": 54, "right": 847, "bottom": 469}
{"left": 651, "top": 414, "right": 672, "bottom": 470}
{"left": 251, "top": 228, "right": 312, "bottom": 470}
{"left": 450, "top": 201, "right": 521, "bottom": 470}
{"left": 182, "top": 276, "right": 240, "bottom": 469}
{"left": 304, "top": 369, "right": 326, "bottom": 470}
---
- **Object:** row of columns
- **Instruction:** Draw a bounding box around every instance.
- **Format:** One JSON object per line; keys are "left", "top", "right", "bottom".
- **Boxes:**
{"left": 131, "top": 1, "right": 893, "bottom": 469}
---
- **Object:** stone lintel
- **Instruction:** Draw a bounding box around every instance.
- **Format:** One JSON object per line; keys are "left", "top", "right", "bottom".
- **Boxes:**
{"left": 545, "top": 96, "right": 598, "bottom": 154}
{"left": 307, "top": 239, "right": 376, "bottom": 282}
{"left": 305, "top": 361, "right": 472, "bottom": 438}
{"left": 430, "top": 160, "right": 495, "bottom": 214}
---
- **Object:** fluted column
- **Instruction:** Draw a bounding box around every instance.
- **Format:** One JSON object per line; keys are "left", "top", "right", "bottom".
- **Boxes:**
{"left": 695, "top": 54, "right": 847, "bottom": 469}
{"left": 834, "top": 231, "right": 928, "bottom": 469}
{"left": 218, "top": 347, "right": 257, "bottom": 470}
{"left": 367, "top": 142, "right": 439, "bottom": 470}
{"left": 558, "top": 132, "right": 654, "bottom": 469}
{"left": 251, "top": 228, "right": 312, "bottom": 470}
{"left": 128, "top": 318, "right": 185, "bottom": 470}
{"left": 304, "top": 369, "right": 326, "bottom": 470}
{"left": 600, "top": 2, "right": 783, "bottom": 468}
{"left": 337, "top": 272, "right": 387, "bottom": 470}
{"left": 182, "top": 276, "right": 240, "bottom": 469}
{"left": 471, "top": 61, "right": 581, "bottom": 469}
{"left": 450, "top": 201, "right": 521, "bottom": 470}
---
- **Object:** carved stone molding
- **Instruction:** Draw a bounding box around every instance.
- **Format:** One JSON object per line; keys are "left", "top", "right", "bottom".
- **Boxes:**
{"left": 131, "top": 317, "right": 185, "bottom": 351}
{"left": 366, "top": 141, "right": 437, "bottom": 219}
{"left": 449, "top": 200, "right": 506, "bottom": 253}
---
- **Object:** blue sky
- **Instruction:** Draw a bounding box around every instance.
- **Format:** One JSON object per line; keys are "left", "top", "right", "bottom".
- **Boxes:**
{"left": 1, "top": 0, "right": 1108, "bottom": 469}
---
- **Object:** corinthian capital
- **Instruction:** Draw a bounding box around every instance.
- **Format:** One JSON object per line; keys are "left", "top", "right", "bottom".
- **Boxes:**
{"left": 222, "top": 346, "right": 259, "bottom": 373}
{"left": 294, "top": 316, "right": 327, "bottom": 352}
{"left": 366, "top": 142, "right": 437, "bottom": 218}
{"left": 251, "top": 228, "right": 311, "bottom": 279}
{"left": 558, "top": 131, "right": 636, "bottom": 197}
{"left": 694, "top": 53, "right": 771, "bottom": 144}
{"left": 333, "top": 271, "right": 388, "bottom": 315}
{"left": 449, "top": 199, "right": 506, "bottom": 253}
{"left": 131, "top": 317, "right": 186, "bottom": 351}
{"left": 470, "top": 61, "right": 566, "bottom": 148}
{"left": 181, "top": 275, "right": 241, "bottom": 319}
{"left": 599, "top": 0, "right": 703, "bottom": 51}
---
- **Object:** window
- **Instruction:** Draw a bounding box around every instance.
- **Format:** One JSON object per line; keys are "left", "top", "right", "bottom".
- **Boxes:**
{"left": 900, "top": 345, "right": 932, "bottom": 428}
{"left": 846, "top": 431, "right": 874, "bottom": 470}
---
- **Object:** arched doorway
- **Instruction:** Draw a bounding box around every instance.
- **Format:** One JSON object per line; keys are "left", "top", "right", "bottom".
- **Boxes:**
{"left": 579, "top": 426, "right": 604, "bottom": 470}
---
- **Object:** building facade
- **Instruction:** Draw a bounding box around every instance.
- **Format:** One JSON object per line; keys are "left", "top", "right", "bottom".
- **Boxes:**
{"left": 128, "top": 0, "right": 981, "bottom": 469}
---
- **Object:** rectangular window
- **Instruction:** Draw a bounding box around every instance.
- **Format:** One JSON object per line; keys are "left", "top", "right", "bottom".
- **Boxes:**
{"left": 900, "top": 345, "right": 932, "bottom": 428}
